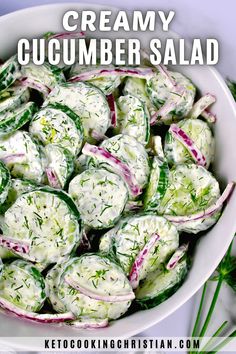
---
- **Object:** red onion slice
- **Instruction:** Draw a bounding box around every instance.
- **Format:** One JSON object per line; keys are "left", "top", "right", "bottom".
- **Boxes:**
{"left": 169, "top": 123, "right": 207, "bottom": 166}
{"left": 18, "top": 77, "right": 51, "bottom": 97}
{"left": 124, "top": 200, "right": 143, "bottom": 212}
{"left": 67, "top": 317, "right": 108, "bottom": 329}
{"left": 106, "top": 94, "right": 117, "bottom": 127}
{"left": 129, "top": 233, "right": 160, "bottom": 289}
{"left": 65, "top": 275, "right": 135, "bottom": 302}
{"left": 0, "top": 297, "right": 74, "bottom": 323}
{"left": 166, "top": 244, "right": 189, "bottom": 270}
{"left": 200, "top": 108, "right": 217, "bottom": 123}
{"left": 90, "top": 130, "right": 108, "bottom": 142}
{"left": 78, "top": 229, "right": 91, "bottom": 252}
{"left": 69, "top": 67, "right": 154, "bottom": 82}
{"left": 189, "top": 93, "right": 216, "bottom": 120}
{"left": 47, "top": 32, "right": 85, "bottom": 40}
{"left": 45, "top": 167, "right": 61, "bottom": 189}
{"left": 150, "top": 86, "right": 186, "bottom": 125}
{"left": 165, "top": 182, "right": 235, "bottom": 224}
{"left": 0, "top": 236, "right": 30, "bottom": 254}
{"left": 0, "top": 153, "right": 25, "bottom": 164}
{"left": 82, "top": 143, "right": 142, "bottom": 197}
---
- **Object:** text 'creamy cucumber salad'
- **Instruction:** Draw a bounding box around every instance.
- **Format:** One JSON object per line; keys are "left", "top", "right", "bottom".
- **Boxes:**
{"left": 0, "top": 31, "right": 234, "bottom": 329}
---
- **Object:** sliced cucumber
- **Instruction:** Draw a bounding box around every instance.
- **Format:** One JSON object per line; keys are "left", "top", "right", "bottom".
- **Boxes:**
{"left": 146, "top": 71, "right": 196, "bottom": 123}
{"left": 69, "top": 168, "right": 128, "bottom": 229}
{"left": 29, "top": 103, "right": 83, "bottom": 156}
{"left": 116, "top": 95, "right": 150, "bottom": 145}
{"left": 0, "top": 131, "right": 44, "bottom": 183}
{"left": 0, "top": 102, "right": 37, "bottom": 136}
{"left": 44, "top": 144, "right": 74, "bottom": 189}
{"left": 0, "top": 247, "right": 15, "bottom": 259}
{"left": 0, "top": 56, "right": 20, "bottom": 93}
{"left": 58, "top": 254, "right": 133, "bottom": 320}
{"left": 70, "top": 64, "right": 121, "bottom": 95}
{"left": 158, "top": 164, "right": 220, "bottom": 216}
{"left": 2, "top": 188, "right": 82, "bottom": 265}
{"left": 0, "top": 86, "right": 30, "bottom": 114}
{"left": 74, "top": 154, "right": 88, "bottom": 175}
{"left": 88, "top": 134, "right": 150, "bottom": 197}
{"left": 123, "top": 77, "right": 155, "bottom": 114}
{"left": 45, "top": 259, "right": 74, "bottom": 313}
{"left": 136, "top": 258, "right": 188, "bottom": 309}
{"left": 144, "top": 156, "right": 169, "bottom": 211}
{"left": 99, "top": 223, "right": 121, "bottom": 254}
{"left": 0, "top": 160, "right": 11, "bottom": 205}
{"left": 164, "top": 119, "right": 215, "bottom": 168}
{"left": 111, "top": 214, "right": 179, "bottom": 280}
{"left": 0, "top": 260, "right": 46, "bottom": 312}
{"left": 21, "top": 61, "right": 65, "bottom": 93}
{"left": 45, "top": 82, "right": 111, "bottom": 141}
{"left": 0, "top": 178, "right": 36, "bottom": 214}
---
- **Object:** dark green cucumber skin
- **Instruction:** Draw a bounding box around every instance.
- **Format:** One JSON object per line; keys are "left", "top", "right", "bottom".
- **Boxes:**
{"left": 45, "top": 62, "right": 65, "bottom": 84}
{"left": 0, "top": 178, "right": 37, "bottom": 214}
{"left": 135, "top": 258, "right": 190, "bottom": 310}
{"left": 136, "top": 274, "right": 186, "bottom": 310}
{"left": 0, "top": 160, "right": 11, "bottom": 202}
{"left": 0, "top": 58, "right": 20, "bottom": 93}
{"left": 144, "top": 157, "right": 169, "bottom": 210}
{"left": 0, "top": 102, "right": 38, "bottom": 136}
{"left": 30, "top": 186, "right": 81, "bottom": 222}
{"left": 42, "top": 102, "right": 84, "bottom": 137}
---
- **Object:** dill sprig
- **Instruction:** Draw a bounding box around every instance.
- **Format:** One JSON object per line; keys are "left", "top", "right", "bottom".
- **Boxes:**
{"left": 190, "top": 237, "right": 236, "bottom": 353}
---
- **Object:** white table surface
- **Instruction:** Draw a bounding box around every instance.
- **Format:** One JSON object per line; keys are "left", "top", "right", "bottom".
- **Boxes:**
{"left": 0, "top": 1, "right": 235, "bottom": 352}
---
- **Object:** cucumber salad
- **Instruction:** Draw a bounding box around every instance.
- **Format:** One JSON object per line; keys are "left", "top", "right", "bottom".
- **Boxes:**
{"left": 0, "top": 32, "right": 234, "bottom": 329}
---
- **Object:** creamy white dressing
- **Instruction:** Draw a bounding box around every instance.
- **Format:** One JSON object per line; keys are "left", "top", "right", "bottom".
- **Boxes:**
{"left": 45, "top": 83, "right": 111, "bottom": 140}
{"left": 30, "top": 106, "right": 83, "bottom": 156}
{"left": 69, "top": 168, "right": 128, "bottom": 229}
{"left": 3, "top": 190, "right": 81, "bottom": 265}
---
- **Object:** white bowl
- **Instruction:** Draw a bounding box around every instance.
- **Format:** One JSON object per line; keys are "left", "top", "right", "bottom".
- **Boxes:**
{"left": 0, "top": 3, "right": 236, "bottom": 349}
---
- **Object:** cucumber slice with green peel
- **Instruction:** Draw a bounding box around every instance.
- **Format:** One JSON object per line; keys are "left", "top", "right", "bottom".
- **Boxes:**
{"left": 0, "top": 56, "right": 20, "bottom": 93}
{"left": 2, "top": 188, "right": 82, "bottom": 265}
{"left": 70, "top": 64, "right": 121, "bottom": 95}
{"left": 29, "top": 103, "right": 83, "bottom": 156}
{"left": 144, "top": 157, "right": 169, "bottom": 211}
{"left": 146, "top": 71, "right": 196, "bottom": 123}
{"left": 0, "top": 86, "right": 30, "bottom": 114}
{"left": 58, "top": 254, "right": 133, "bottom": 320}
{"left": 110, "top": 214, "right": 179, "bottom": 281}
{"left": 74, "top": 154, "right": 88, "bottom": 175}
{"left": 0, "top": 178, "right": 36, "bottom": 214}
{"left": 158, "top": 164, "right": 220, "bottom": 217}
{"left": 69, "top": 168, "right": 128, "bottom": 229}
{"left": 0, "top": 246, "right": 15, "bottom": 259}
{"left": 44, "top": 82, "right": 111, "bottom": 141}
{"left": 0, "top": 102, "right": 37, "bottom": 136}
{"left": 99, "top": 220, "right": 125, "bottom": 255}
{"left": 0, "top": 131, "right": 44, "bottom": 183}
{"left": 135, "top": 258, "right": 188, "bottom": 309}
{"left": 164, "top": 119, "right": 215, "bottom": 169}
{"left": 0, "top": 160, "right": 11, "bottom": 205}
{"left": 116, "top": 95, "right": 150, "bottom": 145}
{"left": 0, "top": 260, "right": 46, "bottom": 312}
{"left": 123, "top": 77, "right": 155, "bottom": 114}
{"left": 21, "top": 61, "right": 65, "bottom": 95}
{"left": 45, "top": 259, "right": 75, "bottom": 313}
{"left": 87, "top": 134, "right": 150, "bottom": 197}
{"left": 44, "top": 144, "right": 74, "bottom": 189}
